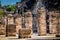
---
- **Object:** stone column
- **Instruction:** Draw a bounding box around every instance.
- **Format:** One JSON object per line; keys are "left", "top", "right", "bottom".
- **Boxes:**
{"left": 18, "top": 11, "right": 32, "bottom": 38}
{"left": 37, "top": 7, "right": 46, "bottom": 36}
{"left": 0, "top": 17, "right": 6, "bottom": 35}
{"left": 56, "top": 10, "right": 60, "bottom": 37}
{"left": 6, "top": 14, "right": 16, "bottom": 37}
{"left": 49, "top": 11, "right": 59, "bottom": 34}
{"left": 0, "top": 24, "right": 5, "bottom": 35}
{"left": 24, "top": 11, "right": 32, "bottom": 32}
{"left": 15, "top": 14, "right": 22, "bottom": 34}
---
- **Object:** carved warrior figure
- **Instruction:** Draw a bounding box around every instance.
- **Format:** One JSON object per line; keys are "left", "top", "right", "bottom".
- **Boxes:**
{"left": 15, "top": 14, "right": 22, "bottom": 34}
{"left": 24, "top": 11, "right": 32, "bottom": 37}
{"left": 56, "top": 10, "right": 60, "bottom": 37}
{"left": 37, "top": 7, "right": 46, "bottom": 36}
{"left": 49, "top": 11, "right": 58, "bottom": 34}
{"left": 24, "top": 11, "right": 32, "bottom": 29}
{"left": 49, "top": 10, "right": 60, "bottom": 37}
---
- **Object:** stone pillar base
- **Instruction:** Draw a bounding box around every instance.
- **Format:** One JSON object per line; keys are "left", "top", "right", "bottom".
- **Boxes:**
{"left": 6, "top": 24, "right": 16, "bottom": 37}
{"left": 18, "top": 28, "right": 31, "bottom": 38}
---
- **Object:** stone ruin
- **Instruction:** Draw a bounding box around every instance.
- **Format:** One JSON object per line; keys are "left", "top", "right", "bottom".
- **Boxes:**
{"left": 19, "top": 10, "right": 32, "bottom": 38}
{"left": 0, "top": 17, "right": 6, "bottom": 35}
{"left": 5, "top": 14, "right": 16, "bottom": 37}
{"left": 37, "top": 7, "right": 46, "bottom": 36}
{"left": 6, "top": 24, "right": 16, "bottom": 37}
{"left": 0, "top": 7, "right": 60, "bottom": 38}
{"left": 0, "top": 0, "right": 60, "bottom": 38}
{"left": 15, "top": 14, "right": 22, "bottom": 34}
{"left": 0, "top": 24, "right": 5, "bottom": 35}
{"left": 49, "top": 11, "right": 58, "bottom": 34}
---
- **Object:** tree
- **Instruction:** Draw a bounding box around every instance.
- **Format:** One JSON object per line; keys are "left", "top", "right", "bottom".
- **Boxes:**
{"left": 4, "top": 4, "right": 15, "bottom": 12}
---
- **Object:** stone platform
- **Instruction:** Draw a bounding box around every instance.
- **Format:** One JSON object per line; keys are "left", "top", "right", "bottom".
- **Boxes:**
{"left": 0, "top": 33, "right": 60, "bottom": 40}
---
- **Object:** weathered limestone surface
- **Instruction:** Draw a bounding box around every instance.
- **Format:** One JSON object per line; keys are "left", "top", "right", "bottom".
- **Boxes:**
{"left": 24, "top": 11, "right": 32, "bottom": 33}
{"left": 15, "top": 15, "right": 22, "bottom": 34}
{"left": 49, "top": 11, "right": 58, "bottom": 34}
{"left": 18, "top": 11, "right": 33, "bottom": 38}
{"left": 37, "top": 7, "right": 46, "bottom": 36}
{"left": 0, "top": 24, "right": 5, "bottom": 35}
{"left": 6, "top": 24, "right": 16, "bottom": 37}
{"left": 19, "top": 28, "right": 31, "bottom": 38}
{"left": 56, "top": 11, "right": 60, "bottom": 36}
{"left": 7, "top": 14, "right": 14, "bottom": 24}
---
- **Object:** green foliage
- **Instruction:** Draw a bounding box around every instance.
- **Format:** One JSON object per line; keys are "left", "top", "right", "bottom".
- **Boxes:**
{"left": 0, "top": 8, "right": 4, "bottom": 16}
{"left": 4, "top": 4, "right": 16, "bottom": 12}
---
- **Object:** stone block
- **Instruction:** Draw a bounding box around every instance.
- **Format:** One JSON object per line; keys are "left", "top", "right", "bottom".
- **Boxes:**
{"left": 0, "top": 24, "right": 5, "bottom": 35}
{"left": 6, "top": 24, "right": 16, "bottom": 37}
{"left": 19, "top": 28, "right": 31, "bottom": 38}
{"left": 37, "top": 8, "right": 46, "bottom": 36}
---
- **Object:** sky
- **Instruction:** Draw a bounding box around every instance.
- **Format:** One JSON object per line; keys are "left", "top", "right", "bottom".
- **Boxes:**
{"left": 0, "top": 0, "right": 21, "bottom": 6}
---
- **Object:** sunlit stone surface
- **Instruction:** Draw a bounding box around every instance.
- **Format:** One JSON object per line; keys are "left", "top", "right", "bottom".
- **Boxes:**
{"left": 7, "top": 14, "right": 14, "bottom": 24}
{"left": 15, "top": 14, "right": 22, "bottom": 34}
{"left": 55, "top": 10, "right": 60, "bottom": 37}
{"left": 24, "top": 11, "right": 32, "bottom": 34}
{"left": 0, "top": 24, "right": 5, "bottom": 35}
{"left": 37, "top": 7, "right": 46, "bottom": 36}
{"left": 49, "top": 11, "right": 58, "bottom": 34}
{"left": 19, "top": 28, "right": 31, "bottom": 38}
{"left": 6, "top": 24, "right": 16, "bottom": 37}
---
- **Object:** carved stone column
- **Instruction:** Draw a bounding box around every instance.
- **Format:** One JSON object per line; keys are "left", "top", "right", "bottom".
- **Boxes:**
{"left": 15, "top": 14, "right": 22, "bottom": 34}
{"left": 56, "top": 10, "right": 60, "bottom": 37}
{"left": 0, "top": 24, "right": 5, "bottom": 35}
{"left": 24, "top": 11, "right": 32, "bottom": 29}
{"left": 49, "top": 11, "right": 58, "bottom": 34}
{"left": 6, "top": 14, "right": 16, "bottom": 37}
{"left": 23, "top": 11, "right": 32, "bottom": 38}
{"left": 37, "top": 7, "right": 46, "bottom": 36}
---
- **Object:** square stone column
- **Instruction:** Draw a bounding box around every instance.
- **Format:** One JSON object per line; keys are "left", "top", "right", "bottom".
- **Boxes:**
{"left": 37, "top": 7, "right": 46, "bottom": 36}
{"left": 15, "top": 15, "right": 22, "bottom": 34}
{"left": 24, "top": 11, "right": 32, "bottom": 36}
{"left": 49, "top": 11, "right": 58, "bottom": 34}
